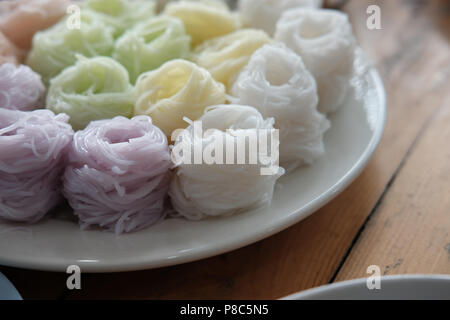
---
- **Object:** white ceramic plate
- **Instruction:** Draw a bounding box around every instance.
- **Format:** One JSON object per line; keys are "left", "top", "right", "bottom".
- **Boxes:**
{"left": 0, "top": 54, "right": 386, "bottom": 273}
{"left": 283, "top": 275, "right": 450, "bottom": 300}
{"left": 0, "top": 273, "right": 22, "bottom": 300}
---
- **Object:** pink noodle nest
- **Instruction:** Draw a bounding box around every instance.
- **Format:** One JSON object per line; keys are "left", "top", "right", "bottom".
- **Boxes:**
{"left": 63, "top": 116, "right": 172, "bottom": 234}
{"left": 0, "top": 31, "right": 25, "bottom": 65}
{"left": 0, "top": 108, "right": 74, "bottom": 223}
{"left": 0, "top": 0, "right": 70, "bottom": 49}
{"left": 0, "top": 63, "right": 46, "bottom": 111}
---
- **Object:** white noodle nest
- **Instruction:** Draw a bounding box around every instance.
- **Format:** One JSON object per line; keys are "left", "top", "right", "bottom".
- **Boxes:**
{"left": 170, "top": 104, "right": 284, "bottom": 220}
{"left": 231, "top": 43, "right": 330, "bottom": 171}
{"left": 238, "top": 0, "right": 322, "bottom": 35}
{"left": 275, "top": 8, "right": 356, "bottom": 113}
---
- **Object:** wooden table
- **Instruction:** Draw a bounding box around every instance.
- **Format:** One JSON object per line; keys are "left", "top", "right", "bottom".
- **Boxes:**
{"left": 1, "top": 0, "right": 449, "bottom": 300}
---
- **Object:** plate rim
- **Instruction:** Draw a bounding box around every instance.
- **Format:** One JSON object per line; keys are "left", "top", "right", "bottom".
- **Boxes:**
{"left": 282, "top": 274, "right": 450, "bottom": 300}
{"left": 0, "top": 272, "right": 22, "bottom": 300}
{"left": 0, "top": 68, "right": 386, "bottom": 273}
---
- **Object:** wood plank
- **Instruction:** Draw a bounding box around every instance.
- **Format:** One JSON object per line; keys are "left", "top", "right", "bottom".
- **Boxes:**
{"left": 335, "top": 93, "right": 450, "bottom": 280}
{"left": 65, "top": 0, "right": 450, "bottom": 299}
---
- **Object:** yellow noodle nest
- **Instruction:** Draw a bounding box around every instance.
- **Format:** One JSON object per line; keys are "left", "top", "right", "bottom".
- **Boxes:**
{"left": 165, "top": 0, "right": 240, "bottom": 47}
{"left": 135, "top": 59, "right": 226, "bottom": 137}
{"left": 192, "top": 29, "right": 272, "bottom": 89}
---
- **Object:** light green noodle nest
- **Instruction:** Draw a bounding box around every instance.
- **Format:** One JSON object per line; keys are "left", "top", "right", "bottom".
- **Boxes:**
{"left": 46, "top": 56, "right": 135, "bottom": 130}
{"left": 113, "top": 16, "right": 191, "bottom": 84}
{"left": 26, "top": 10, "right": 115, "bottom": 85}
{"left": 82, "top": 0, "right": 156, "bottom": 38}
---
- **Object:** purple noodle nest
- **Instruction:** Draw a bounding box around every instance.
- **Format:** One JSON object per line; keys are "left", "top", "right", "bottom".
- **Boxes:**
{"left": 63, "top": 115, "right": 172, "bottom": 234}
{"left": 0, "top": 108, "right": 74, "bottom": 223}
{"left": 0, "top": 63, "right": 46, "bottom": 111}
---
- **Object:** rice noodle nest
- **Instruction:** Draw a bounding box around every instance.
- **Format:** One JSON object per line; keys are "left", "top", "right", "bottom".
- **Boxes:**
{"left": 170, "top": 104, "right": 284, "bottom": 220}
{"left": 0, "top": 0, "right": 70, "bottom": 49}
{"left": 26, "top": 10, "right": 115, "bottom": 84}
{"left": 63, "top": 115, "right": 172, "bottom": 234}
{"left": 192, "top": 29, "right": 272, "bottom": 89}
{"left": 82, "top": 0, "right": 156, "bottom": 38}
{"left": 275, "top": 8, "right": 356, "bottom": 113}
{"left": 165, "top": 0, "right": 240, "bottom": 46}
{"left": 46, "top": 56, "right": 135, "bottom": 131}
{"left": 0, "top": 31, "right": 25, "bottom": 65}
{"left": 238, "top": 0, "right": 322, "bottom": 35}
{"left": 0, "top": 63, "right": 46, "bottom": 111}
{"left": 113, "top": 15, "right": 191, "bottom": 84}
{"left": 135, "top": 59, "right": 227, "bottom": 137}
{"left": 0, "top": 108, "right": 74, "bottom": 223}
{"left": 230, "top": 43, "right": 330, "bottom": 171}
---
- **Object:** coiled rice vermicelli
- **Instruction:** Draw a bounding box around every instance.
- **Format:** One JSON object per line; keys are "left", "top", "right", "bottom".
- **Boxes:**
{"left": 82, "top": 0, "right": 156, "bottom": 38}
{"left": 0, "top": 0, "right": 70, "bottom": 49}
{"left": 112, "top": 16, "right": 191, "bottom": 84}
{"left": 0, "top": 31, "right": 24, "bottom": 65}
{"left": 63, "top": 116, "right": 172, "bottom": 234}
{"left": 275, "top": 8, "right": 356, "bottom": 114}
{"left": 230, "top": 43, "right": 330, "bottom": 171}
{"left": 46, "top": 56, "right": 135, "bottom": 130}
{"left": 192, "top": 29, "right": 272, "bottom": 88}
{"left": 170, "top": 104, "right": 284, "bottom": 220}
{"left": 0, "top": 108, "right": 74, "bottom": 223}
{"left": 165, "top": 0, "right": 239, "bottom": 46}
{"left": 26, "top": 10, "right": 115, "bottom": 84}
{"left": 135, "top": 59, "right": 226, "bottom": 137}
{"left": 238, "top": 0, "right": 322, "bottom": 36}
{"left": 0, "top": 63, "right": 46, "bottom": 111}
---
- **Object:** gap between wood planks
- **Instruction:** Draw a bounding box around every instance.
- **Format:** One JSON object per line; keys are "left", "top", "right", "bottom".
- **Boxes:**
{"left": 328, "top": 101, "right": 447, "bottom": 283}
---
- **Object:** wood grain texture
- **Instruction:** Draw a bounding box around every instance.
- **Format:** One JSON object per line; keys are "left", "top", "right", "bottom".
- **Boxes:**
{"left": 64, "top": 0, "right": 450, "bottom": 299}
{"left": 3, "top": 0, "right": 449, "bottom": 299}
{"left": 331, "top": 0, "right": 450, "bottom": 280}
{"left": 335, "top": 90, "right": 450, "bottom": 280}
